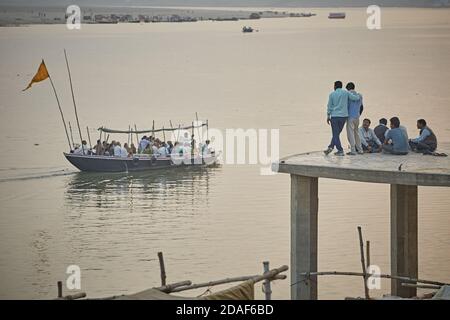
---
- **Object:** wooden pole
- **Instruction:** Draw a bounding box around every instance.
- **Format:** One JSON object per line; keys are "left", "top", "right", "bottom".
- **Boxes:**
{"left": 295, "top": 271, "right": 448, "bottom": 287}
{"left": 64, "top": 49, "right": 84, "bottom": 153}
{"left": 152, "top": 120, "right": 155, "bottom": 139}
{"left": 99, "top": 128, "right": 102, "bottom": 143}
{"left": 206, "top": 119, "right": 209, "bottom": 141}
{"left": 86, "top": 126, "right": 92, "bottom": 149}
{"left": 366, "top": 241, "right": 371, "bottom": 268}
{"left": 47, "top": 75, "right": 72, "bottom": 151}
{"left": 134, "top": 124, "right": 139, "bottom": 146}
{"left": 68, "top": 121, "right": 75, "bottom": 148}
{"left": 357, "top": 226, "right": 370, "bottom": 299}
{"left": 57, "top": 281, "right": 63, "bottom": 298}
{"left": 157, "top": 252, "right": 167, "bottom": 286}
{"left": 156, "top": 280, "right": 192, "bottom": 293}
{"left": 163, "top": 126, "right": 166, "bottom": 142}
{"left": 106, "top": 134, "right": 110, "bottom": 143}
{"left": 195, "top": 112, "right": 201, "bottom": 141}
{"left": 176, "top": 124, "right": 181, "bottom": 142}
{"left": 128, "top": 125, "right": 131, "bottom": 145}
{"left": 263, "top": 261, "right": 272, "bottom": 300}
{"left": 171, "top": 265, "right": 288, "bottom": 293}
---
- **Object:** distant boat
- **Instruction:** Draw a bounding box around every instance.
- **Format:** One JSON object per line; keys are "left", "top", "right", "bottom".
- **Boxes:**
{"left": 242, "top": 26, "right": 254, "bottom": 33}
{"left": 328, "top": 12, "right": 346, "bottom": 19}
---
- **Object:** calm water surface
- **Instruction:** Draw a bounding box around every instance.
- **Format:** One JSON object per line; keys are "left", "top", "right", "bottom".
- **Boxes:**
{"left": 0, "top": 8, "right": 449, "bottom": 299}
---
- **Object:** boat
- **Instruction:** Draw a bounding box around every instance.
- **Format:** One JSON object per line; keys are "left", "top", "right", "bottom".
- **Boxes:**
{"left": 328, "top": 12, "right": 346, "bottom": 19}
{"left": 65, "top": 122, "right": 220, "bottom": 173}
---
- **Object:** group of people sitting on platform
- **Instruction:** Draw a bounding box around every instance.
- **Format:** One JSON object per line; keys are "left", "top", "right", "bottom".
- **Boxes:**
{"left": 72, "top": 131, "right": 212, "bottom": 158}
{"left": 356, "top": 117, "right": 437, "bottom": 155}
{"left": 325, "top": 80, "right": 439, "bottom": 156}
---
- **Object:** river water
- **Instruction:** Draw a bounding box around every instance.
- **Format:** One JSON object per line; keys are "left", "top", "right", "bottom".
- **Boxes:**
{"left": 0, "top": 7, "right": 449, "bottom": 299}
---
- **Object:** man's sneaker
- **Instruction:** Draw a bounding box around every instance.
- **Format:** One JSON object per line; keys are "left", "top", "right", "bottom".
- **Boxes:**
{"left": 323, "top": 148, "right": 333, "bottom": 155}
{"left": 357, "top": 150, "right": 364, "bottom": 155}
{"left": 334, "top": 151, "right": 345, "bottom": 156}
{"left": 346, "top": 152, "right": 356, "bottom": 156}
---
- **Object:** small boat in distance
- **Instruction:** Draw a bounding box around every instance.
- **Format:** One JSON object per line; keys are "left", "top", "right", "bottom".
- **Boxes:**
{"left": 328, "top": 12, "right": 346, "bottom": 19}
{"left": 242, "top": 26, "right": 254, "bottom": 33}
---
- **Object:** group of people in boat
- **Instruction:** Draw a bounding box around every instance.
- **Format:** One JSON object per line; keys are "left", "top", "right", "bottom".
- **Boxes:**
{"left": 72, "top": 131, "right": 213, "bottom": 158}
{"left": 325, "top": 81, "right": 439, "bottom": 156}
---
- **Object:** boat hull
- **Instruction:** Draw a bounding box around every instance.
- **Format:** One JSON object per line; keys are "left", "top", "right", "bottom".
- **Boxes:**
{"left": 64, "top": 153, "right": 218, "bottom": 173}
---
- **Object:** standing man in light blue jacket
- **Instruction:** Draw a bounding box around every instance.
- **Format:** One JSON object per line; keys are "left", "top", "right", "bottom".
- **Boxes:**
{"left": 324, "top": 81, "right": 362, "bottom": 156}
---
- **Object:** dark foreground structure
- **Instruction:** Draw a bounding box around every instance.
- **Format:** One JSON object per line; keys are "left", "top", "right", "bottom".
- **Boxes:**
{"left": 273, "top": 151, "right": 450, "bottom": 300}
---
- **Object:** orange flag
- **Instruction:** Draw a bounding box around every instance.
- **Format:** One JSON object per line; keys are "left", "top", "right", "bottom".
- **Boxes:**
{"left": 23, "top": 59, "right": 49, "bottom": 91}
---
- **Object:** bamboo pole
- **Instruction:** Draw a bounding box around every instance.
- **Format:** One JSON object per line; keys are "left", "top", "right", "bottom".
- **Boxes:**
{"left": 176, "top": 124, "right": 181, "bottom": 142}
{"left": 171, "top": 265, "right": 288, "bottom": 293}
{"left": 206, "top": 119, "right": 209, "bottom": 141}
{"left": 63, "top": 292, "right": 87, "bottom": 300}
{"left": 156, "top": 280, "right": 192, "bottom": 293}
{"left": 294, "top": 271, "right": 449, "bottom": 287}
{"left": 86, "top": 126, "right": 92, "bottom": 149}
{"left": 357, "top": 226, "right": 370, "bottom": 299}
{"left": 128, "top": 125, "right": 131, "bottom": 145}
{"left": 64, "top": 49, "right": 84, "bottom": 154}
{"left": 366, "top": 240, "right": 370, "bottom": 268}
{"left": 68, "top": 121, "right": 75, "bottom": 147}
{"left": 195, "top": 112, "right": 201, "bottom": 142}
{"left": 162, "top": 126, "right": 166, "bottom": 142}
{"left": 47, "top": 75, "right": 72, "bottom": 151}
{"left": 401, "top": 283, "right": 441, "bottom": 290}
{"left": 263, "top": 261, "right": 272, "bottom": 300}
{"left": 191, "top": 121, "right": 195, "bottom": 161}
{"left": 157, "top": 252, "right": 167, "bottom": 286}
{"left": 152, "top": 120, "right": 155, "bottom": 138}
{"left": 134, "top": 124, "right": 139, "bottom": 146}
{"left": 99, "top": 128, "right": 102, "bottom": 143}
{"left": 57, "top": 281, "right": 63, "bottom": 298}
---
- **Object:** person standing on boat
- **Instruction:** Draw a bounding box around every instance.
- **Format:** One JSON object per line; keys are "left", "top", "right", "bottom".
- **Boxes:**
{"left": 130, "top": 143, "right": 137, "bottom": 155}
{"left": 94, "top": 139, "right": 104, "bottom": 155}
{"left": 138, "top": 136, "right": 149, "bottom": 154}
{"left": 345, "top": 82, "right": 364, "bottom": 155}
{"left": 113, "top": 142, "right": 122, "bottom": 157}
{"left": 119, "top": 143, "right": 128, "bottom": 158}
{"left": 324, "top": 81, "right": 362, "bottom": 156}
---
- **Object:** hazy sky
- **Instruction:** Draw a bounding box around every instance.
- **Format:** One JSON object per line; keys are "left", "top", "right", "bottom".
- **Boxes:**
{"left": 0, "top": 0, "right": 448, "bottom": 8}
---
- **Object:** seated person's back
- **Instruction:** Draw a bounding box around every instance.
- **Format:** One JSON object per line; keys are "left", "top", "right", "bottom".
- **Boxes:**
{"left": 386, "top": 128, "right": 409, "bottom": 154}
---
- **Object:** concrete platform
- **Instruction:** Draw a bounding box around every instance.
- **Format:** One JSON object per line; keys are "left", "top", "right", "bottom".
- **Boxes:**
{"left": 273, "top": 150, "right": 450, "bottom": 300}
{"left": 277, "top": 151, "right": 450, "bottom": 187}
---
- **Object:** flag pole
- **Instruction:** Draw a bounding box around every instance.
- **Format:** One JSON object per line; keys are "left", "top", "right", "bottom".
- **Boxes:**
{"left": 48, "top": 75, "right": 72, "bottom": 151}
{"left": 64, "top": 49, "right": 84, "bottom": 153}
{"left": 68, "top": 121, "right": 75, "bottom": 147}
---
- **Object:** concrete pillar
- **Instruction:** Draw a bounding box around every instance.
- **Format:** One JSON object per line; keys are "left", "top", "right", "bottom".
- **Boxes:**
{"left": 291, "top": 174, "right": 318, "bottom": 300}
{"left": 390, "top": 184, "right": 418, "bottom": 298}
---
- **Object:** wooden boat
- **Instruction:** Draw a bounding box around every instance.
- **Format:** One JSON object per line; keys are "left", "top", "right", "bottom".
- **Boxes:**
{"left": 65, "top": 121, "right": 220, "bottom": 173}
{"left": 328, "top": 12, "right": 346, "bottom": 19}
{"left": 64, "top": 153, "right": 219, "bottom": 172}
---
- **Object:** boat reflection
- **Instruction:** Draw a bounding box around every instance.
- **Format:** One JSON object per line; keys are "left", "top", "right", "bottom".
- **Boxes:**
{"left": 64, "top": 166, "right": 218, "bottom": 212}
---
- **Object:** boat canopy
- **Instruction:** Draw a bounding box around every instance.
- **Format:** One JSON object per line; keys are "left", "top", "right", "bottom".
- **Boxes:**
{"left": 98, "top": 123, "right": 207, "bottom": 135}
